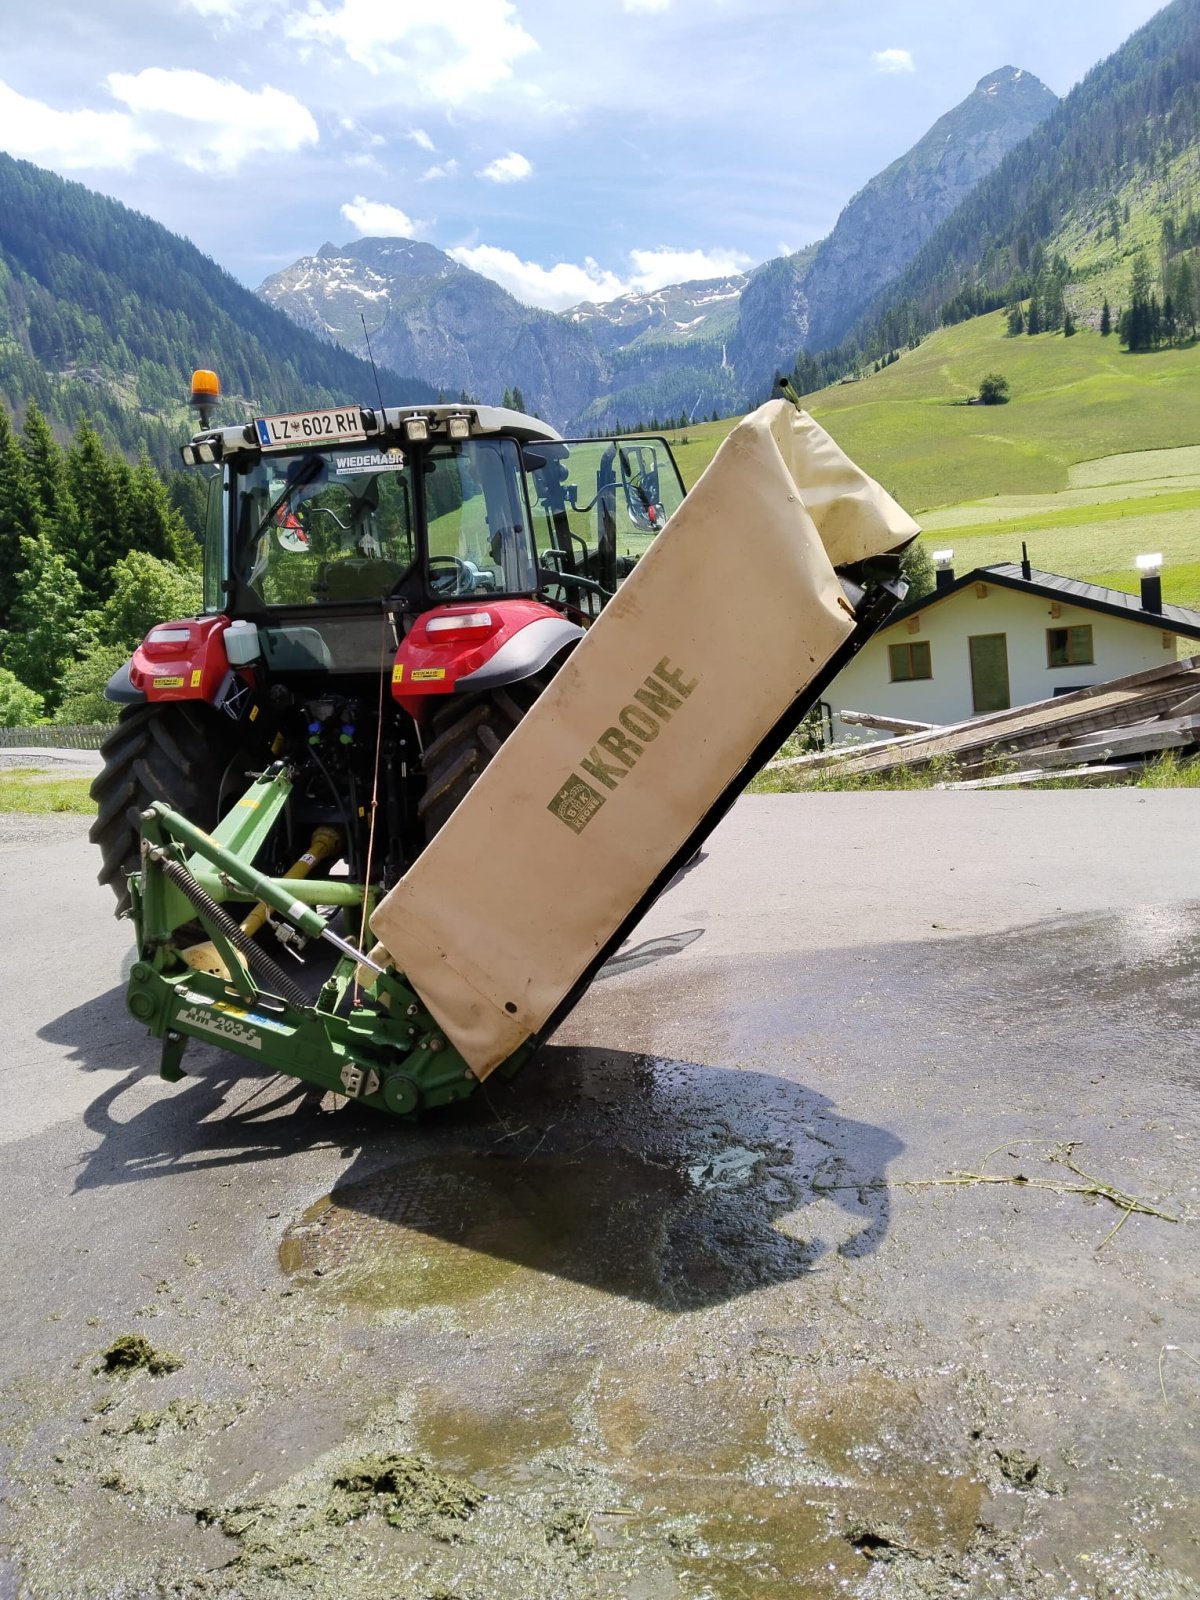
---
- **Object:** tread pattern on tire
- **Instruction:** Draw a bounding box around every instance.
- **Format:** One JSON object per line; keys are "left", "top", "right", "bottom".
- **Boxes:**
{"left": 417, "top": 676, "right": 546, "bottom": 839}
{"left": 89, "top": 702, "right": 239, "bottom": 915}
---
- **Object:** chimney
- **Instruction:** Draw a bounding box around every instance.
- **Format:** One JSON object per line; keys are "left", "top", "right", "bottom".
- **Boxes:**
{"left": 932, "top": 549, "right": 954, "bottom": 591}
{"left": 1136, "top": 553, "right": 1163, "bottom": 612}
{"left": 1021, "top": 540, "right": 1032, "bottom": 581}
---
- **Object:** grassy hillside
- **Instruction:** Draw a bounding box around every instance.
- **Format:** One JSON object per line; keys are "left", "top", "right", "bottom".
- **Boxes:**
{"left": 652, "top": 307, "right": 1200, "bottom": 603}
{"left": 1054, "top": 144, "right": 1200, "bottom": 318}
{"left": 803, "top": 314, "right": 1200, "bottom": 511}
{"left": 662, "top": 312, "right": 1200, "bottom": 507}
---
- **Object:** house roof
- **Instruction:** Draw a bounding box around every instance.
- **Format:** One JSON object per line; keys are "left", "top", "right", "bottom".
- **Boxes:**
{"left": 885, "top": 562, "right": 1200, "bottom": 642}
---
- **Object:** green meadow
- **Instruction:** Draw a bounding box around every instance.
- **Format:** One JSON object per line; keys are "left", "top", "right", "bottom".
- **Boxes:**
{"left": 655, "top": 313, "right": 1200, "bottom": 606}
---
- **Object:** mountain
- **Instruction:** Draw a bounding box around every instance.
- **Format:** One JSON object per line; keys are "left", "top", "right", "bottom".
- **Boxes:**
{"left": 566, "top": 275, "right": 747, "bottom": 355}
{"left": 799, "top": 67, "right": 1058, "bottom": 352}
{"left": 0, "top": 154, "right": 437, "bottom": 469}
{"left": 563, "top": 274, "right": 750, "bottom": 430}
{"left": 800, "top": 0, "right": 1200, "bottom": 378}
{"left": 260, "top": 67, "right": 1056, "bottom": 430}
{"left": 258, "top": 237, "right": 605, "bottom": 429}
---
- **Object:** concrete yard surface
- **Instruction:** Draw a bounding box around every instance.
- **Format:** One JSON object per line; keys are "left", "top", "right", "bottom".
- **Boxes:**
{"left": 0, "top": 792, "right": 1197, "bottom": 1598}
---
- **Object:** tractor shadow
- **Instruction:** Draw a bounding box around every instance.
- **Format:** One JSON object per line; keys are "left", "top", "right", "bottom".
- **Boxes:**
{"left": 40, "top": 984, "right": 374, "bottom": 1186}
{"left": 43, "top": 989, "right": 901, "bottom": 1310}
{"left": 278, "top": 1045, "right": 903, "bottom": 1312}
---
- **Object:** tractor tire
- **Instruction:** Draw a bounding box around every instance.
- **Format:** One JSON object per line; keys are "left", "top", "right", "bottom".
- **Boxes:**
{"left": 89, "top": 702, "right": 241, "bottom": 915}
{"left": 417, "top": 678, "right": 546, "bottom": 840}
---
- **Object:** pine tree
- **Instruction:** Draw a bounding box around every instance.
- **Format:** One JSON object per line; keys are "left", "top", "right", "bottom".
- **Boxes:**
{"left": 128, "top": 455, "right": 199, "bottom": 569}
{"left": 1006, "top": 304, "right": 1025, "bottom": 336}
{"left": 1025, "top": 296, "right": 1041, "bottom": 335}
{"left": 19, "top": 404, "right": 80, "bottom": 560}
{"left": 1170, "top": 254, "right": 1197, "bottom": 338}
{"left": 0, "top": 408, "right": 41, "bottom": 631}
{"left": 66, "top": 416, "right": 132, "bottom": 598}
{"left": 1063, "top": 310, "right": 1076, "bottom": 337}
{"left": 511, "top": 384, "right": 526, "bottom": 413}
{"left": 1100, "top": 297, "right": 1112, "bottom": 336}
{"left": 1120, "top": 251, "right": 1160, "bottom": 351}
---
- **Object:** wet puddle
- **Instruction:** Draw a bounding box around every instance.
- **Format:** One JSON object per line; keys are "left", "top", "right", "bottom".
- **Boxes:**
{"left": 279, "top": 1142, "right": 817, "bottom": 1311}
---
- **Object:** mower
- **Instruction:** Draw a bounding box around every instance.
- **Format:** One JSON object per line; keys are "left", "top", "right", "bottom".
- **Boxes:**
{"left": 92, "top": 375, "right": 917, "bottom": 1114}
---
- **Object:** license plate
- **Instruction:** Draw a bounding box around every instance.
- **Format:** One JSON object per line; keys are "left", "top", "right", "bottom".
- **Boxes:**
{"left": 254, "top": 406, "right": 366, "bottom": 449}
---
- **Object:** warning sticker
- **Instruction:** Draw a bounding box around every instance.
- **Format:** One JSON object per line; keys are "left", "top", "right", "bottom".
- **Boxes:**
{"left": 152, "top": 676, "right": 184, "bottom": 689}
{"left": 391, "top": 664, "right": 404, "bottom": 684}
{"left": 411, "top": 668, "right": 446, "bottom": 682}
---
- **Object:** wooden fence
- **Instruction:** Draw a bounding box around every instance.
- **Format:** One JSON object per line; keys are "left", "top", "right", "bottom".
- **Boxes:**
{"left": 0, "top": 725, "right": 108, "bottom": 750}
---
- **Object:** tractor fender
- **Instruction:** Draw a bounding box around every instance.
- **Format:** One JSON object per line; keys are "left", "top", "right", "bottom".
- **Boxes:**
{"left": 454, "top": 616, "right": 583, "bottom": 692}
{"left": 126, "top": 615, "right": 234, "bottom": 704}
{"left": 392, "top": 600, "right": 582, "bottom": 718}
{"left": 103, "top": 657, "right": 146, "bottom": 705}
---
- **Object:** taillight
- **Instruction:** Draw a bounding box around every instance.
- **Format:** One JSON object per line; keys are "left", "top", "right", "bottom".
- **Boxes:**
{"left": 423, "top": 612, "right": 497, "bottom": 638}
{"left": 143, "top": 626, "right": 193, "bottom": 657}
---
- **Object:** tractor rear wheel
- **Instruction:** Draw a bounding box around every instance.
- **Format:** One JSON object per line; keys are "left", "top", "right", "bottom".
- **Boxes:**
{"left": 89, "top": 702, "right": 242, "bottom": 915}
{"left": 417, "top": 677, "right": 547, "bottom": 839}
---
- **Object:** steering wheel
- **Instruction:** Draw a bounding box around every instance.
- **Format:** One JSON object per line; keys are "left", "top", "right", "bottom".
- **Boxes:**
{"left": 428, "top": 554, "right": 471, "bottom": 595}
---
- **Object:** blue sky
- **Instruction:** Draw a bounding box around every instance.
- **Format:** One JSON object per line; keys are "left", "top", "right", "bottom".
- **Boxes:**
{"left": 0, "top": 0, "right": 1171, "bottom": 309}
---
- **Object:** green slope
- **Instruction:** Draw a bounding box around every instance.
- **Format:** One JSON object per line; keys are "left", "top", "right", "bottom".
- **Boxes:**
{"left": 665, "top": 313, "right": 1200, "bottom": 509}
{"left": 804, "top": 315, "right": 1200, "bottom": 512}
{"left": 652, "top": 308, "right": 1200, "bottom": 603}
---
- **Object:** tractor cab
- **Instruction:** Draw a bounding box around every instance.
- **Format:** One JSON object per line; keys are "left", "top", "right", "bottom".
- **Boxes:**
{"left": 190, "top": 400, "right": 685, "bottom": 645}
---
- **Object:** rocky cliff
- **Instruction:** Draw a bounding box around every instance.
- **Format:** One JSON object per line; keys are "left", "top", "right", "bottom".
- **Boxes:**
{"left": 800, "top": 67, "right": 1057, "bottom": 352}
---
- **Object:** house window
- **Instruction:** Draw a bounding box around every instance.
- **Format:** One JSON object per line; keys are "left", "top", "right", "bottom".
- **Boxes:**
{"left": 889, "top": 640, "right": 932, "bottom": 682}
{"left": 1047, "top": 625, "right": 1094, "bottom": 667}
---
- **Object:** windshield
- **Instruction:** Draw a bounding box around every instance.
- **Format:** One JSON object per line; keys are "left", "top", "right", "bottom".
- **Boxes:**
{"left": 522, "top": 436, "right": 684, "bottom": 610}
{"left": 233, "top": 445, "right": 416, "bottom": 605}
{"left": 424, "top": 438, "right": 538, "bottom": 597}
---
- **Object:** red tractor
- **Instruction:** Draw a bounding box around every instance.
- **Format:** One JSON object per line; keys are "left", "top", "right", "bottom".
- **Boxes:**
{"left": 91, "top": 374, "right": 685, "bottom": 913}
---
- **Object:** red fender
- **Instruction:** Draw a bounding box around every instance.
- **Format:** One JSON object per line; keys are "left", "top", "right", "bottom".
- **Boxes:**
{"left": 130, "top": 615, "right": 234, "bottom": 704}
{"left": 392, "top": 599, "right": 579, "bottom": 720}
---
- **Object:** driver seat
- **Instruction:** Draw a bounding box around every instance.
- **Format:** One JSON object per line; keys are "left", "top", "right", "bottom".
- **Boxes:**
{"left": 313, "top": 558, "right": 408, "bottom": 600}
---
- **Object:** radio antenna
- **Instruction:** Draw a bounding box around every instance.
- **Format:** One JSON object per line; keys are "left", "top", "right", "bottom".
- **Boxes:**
{"left": 360, "top": 313, "right": 387, "bottom": 418}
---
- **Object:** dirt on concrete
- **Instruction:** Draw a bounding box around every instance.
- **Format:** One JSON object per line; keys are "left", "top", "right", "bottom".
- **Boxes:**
{"left": 1, "top": 798, "right": 1198, "bottom": 1597}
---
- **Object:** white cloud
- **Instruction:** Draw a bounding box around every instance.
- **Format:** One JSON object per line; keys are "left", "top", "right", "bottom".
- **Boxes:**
{"left": 0, "top": 80, "right": 151, "bottom": 171}
{"left": 180, "top": 0, "right": 255, "bottom": 14}
{"left": 623, "top": 0, "right": 671, "bottom": 10}
{"left": 338, "top": 116, "right": 385, "bottom": 148}
{"left": 447, "top": 245, "right": 627, "bottom": 310}
{"left": 420, "top": 160, "right": 459, "bottom": 182}
{"left": 477, "top": 150, "right": 532, "bottom": 184}
{"left": 447, "top": 240, "right": 755, "bottom": 310}
{"left": 286, "top": 0, "right": 537, "bottom": 105}
{"left": 0, "top": 71, "right": 317, "bottom": 175}
{"left": 628, "top": 245, "right": 753, "bottom": 289}
{"left": 408, "top": 128, "right": 435, "bottom": 152}
{"left": 106, "top": 69, "right": 318, "bottom": 170}
{"left": 871, "top": 48, "right": 914, "bottom": 73}
{"left": 341, "top": 195, "right": 428, "bottom": 238}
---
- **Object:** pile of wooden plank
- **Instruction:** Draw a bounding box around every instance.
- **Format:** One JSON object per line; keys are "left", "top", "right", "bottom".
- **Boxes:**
{"left": 773, "top": 656, "right": 1200, "bottom": 786}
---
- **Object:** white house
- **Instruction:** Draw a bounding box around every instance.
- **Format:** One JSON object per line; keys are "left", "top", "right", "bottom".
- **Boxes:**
{"left": 824, "top": 559, "right": 1200, "bottom": 742}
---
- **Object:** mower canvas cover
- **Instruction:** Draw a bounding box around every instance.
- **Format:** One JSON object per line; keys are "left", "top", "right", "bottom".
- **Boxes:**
{"left": 370, "top": 399, "right": 919, "bottom": 1076}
